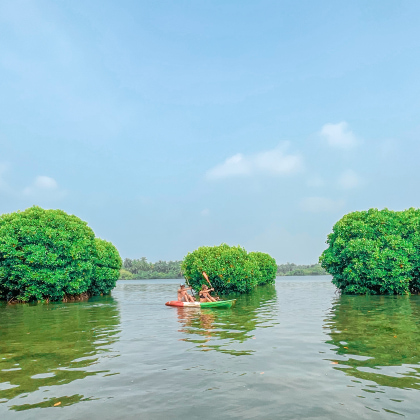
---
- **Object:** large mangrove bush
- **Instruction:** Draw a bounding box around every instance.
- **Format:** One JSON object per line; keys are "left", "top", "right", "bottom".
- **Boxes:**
{"left": 181, "top": 244, "right": 277, "bottom": 294}
{"left": 320, "top": 208, "right": 420, "bottom": 295}
{"left": 0, "top": 206, "right": 122, "bottom": 302}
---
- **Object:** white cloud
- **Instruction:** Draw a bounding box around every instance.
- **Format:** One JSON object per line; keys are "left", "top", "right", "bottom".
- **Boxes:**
{"left": 34, "top": 175, "right": 58, "bottom": 190}
{"left": 207, "top": 153, "right": 250, "bottom": 179}
{"left": 320, "top": 122, "right": 359, "bottom": 149}
{"left": 206, "top": 144, "right": 303, "bottom": 180}
{"left": 23, "top": 175, "right": 63, "bottom": 197}
{"left": 337, "top": 170, "right": 361, "bottom": 189}
{"left": 0, "top": 168, "right": 65, "bottom": 200}
{"left": 300, "top": 197, "right": 345, "bottom": 213}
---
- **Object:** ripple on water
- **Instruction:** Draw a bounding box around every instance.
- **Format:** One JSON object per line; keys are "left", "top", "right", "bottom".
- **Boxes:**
{"left": 0, "top": 277, "right": 420, "bottom": 419}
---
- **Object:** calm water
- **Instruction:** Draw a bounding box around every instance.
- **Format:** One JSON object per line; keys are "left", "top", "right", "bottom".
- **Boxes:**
{"left": 1, "top": 276, "right": 420, "bottom": 419}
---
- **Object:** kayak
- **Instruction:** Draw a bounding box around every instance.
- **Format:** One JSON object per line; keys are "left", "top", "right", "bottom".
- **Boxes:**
{"left": 165, "top": 299, "right": 236, "bottom": 309}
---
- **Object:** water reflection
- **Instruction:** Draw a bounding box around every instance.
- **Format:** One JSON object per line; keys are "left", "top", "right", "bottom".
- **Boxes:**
{"left": 0, "top": 296, "right": 120, "bottom": 410}
{"left": 176, "top": 284, "right": 278, "bottom": 355}
{"left": 324, "top": 294, "right": 420, "bottom": 390}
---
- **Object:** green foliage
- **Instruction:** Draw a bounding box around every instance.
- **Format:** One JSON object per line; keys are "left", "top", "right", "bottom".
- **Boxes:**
{"left": 89, "top": 238, "right": 122, "bottom": 295}
{"left": 120, "top": 257, "right": 182, "bottom": 279}
{"left": 248, "top": 252, "right": 277, "bottom": 285}
{"left": 320, "top": 208, "right": 420, "bottom": 295}
{"left": 181, "top": 244, "right": 276, "bottom": 294}
{"left": 0, "top": 206, "right": 121, "bottom": 302}
{"left": 277, "top": 263, "right": 327, "bottom": 276}
{"left": 119, "top": 268, "right": 134, "bottom": 280}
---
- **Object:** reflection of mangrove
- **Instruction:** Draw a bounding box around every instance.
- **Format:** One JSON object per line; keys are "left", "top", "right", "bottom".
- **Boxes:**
{"left": 0, "top": 296, "right": 120, "bottom": 410}
{"left": 176, "top": 284, "right": 277, "bottom": 356}
{"left": 325, "top": 295, "right": 420, "bottom": 389}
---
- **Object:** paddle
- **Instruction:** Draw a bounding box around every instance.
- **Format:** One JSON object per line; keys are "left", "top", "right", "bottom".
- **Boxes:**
{"left": 202, "top": 271, "right": 219, "bottom": 300}
{"left": 202, "top": 271, "right": 213, "bottom": 289}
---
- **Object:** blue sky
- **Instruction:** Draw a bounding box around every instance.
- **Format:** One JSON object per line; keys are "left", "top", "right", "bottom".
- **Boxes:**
{"left": 1, "top": 0, "right": 420, "bottom": 264}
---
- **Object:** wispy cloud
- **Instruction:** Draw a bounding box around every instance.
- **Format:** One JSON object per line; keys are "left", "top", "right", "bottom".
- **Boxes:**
{"left": 320, "top": 122, "right": 359, "bottom": 149}
{"left": 23, "top": 175, "right": 63, "bottom": 197}
{"left": 206, "top": 144, "right": 303, "bottom": 180}
{"left": 337, "top": 170, "right": 361, "bottom": 189}
{"left": 300, "top": 197, "right": 345, "bottom": 213}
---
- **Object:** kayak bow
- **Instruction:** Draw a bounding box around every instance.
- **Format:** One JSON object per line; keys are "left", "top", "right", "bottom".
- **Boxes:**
{"left": 165, "top": 299, "right": 236, "bottom": 309}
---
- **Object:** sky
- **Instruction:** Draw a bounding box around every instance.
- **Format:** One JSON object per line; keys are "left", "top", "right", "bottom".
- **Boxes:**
{"left": 1, "top": 0, "right": 420, "bottom": 264}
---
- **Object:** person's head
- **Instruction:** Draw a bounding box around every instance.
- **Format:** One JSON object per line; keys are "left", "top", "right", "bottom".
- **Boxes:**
{"left": 180, "top": 284, "right": 185, "bottom": 289}
{"left": 201, "top": 284, "right": 208, "bottom": 290}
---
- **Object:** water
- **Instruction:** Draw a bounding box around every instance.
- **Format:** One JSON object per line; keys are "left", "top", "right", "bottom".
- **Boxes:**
{"left": 1, "top": 276, "right": 420, "bottom": 419}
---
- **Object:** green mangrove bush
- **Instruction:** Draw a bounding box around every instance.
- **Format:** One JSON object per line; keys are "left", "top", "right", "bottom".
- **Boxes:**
{"left": 0, "top": 206, "right": 122, "bottom": 302}
{"left": 248, "top": 251, "right": 277, "bottom": 285}
{"left": 320, "top": 208, "right": 420, "bottom": 295}
{"left": 181, "top": 244, "right": 276, "bottom": 294}
{"left": 89, "top": 238, "right": 122, "bottom": 296}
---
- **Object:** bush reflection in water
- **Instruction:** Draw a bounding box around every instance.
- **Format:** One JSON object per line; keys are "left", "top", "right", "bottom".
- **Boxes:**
{"left": 176, "top": 284, "right": 278, "bottom": 356}
{"left": 325, "top": 294, "right": 420, "bottom": 390}
{"left": 0, "top": 297, "right": 120, "bottom": 410}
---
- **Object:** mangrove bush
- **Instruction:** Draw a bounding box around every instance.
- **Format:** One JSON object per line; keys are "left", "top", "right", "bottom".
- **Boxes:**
{"left": 181, "top": 244, "right": 277, "bottom": 294}
{"left": 0, "top": 206, "right": 122, "bottom": 302}
{"left": 320, "top": 208, "right": 420, "bottom": 295}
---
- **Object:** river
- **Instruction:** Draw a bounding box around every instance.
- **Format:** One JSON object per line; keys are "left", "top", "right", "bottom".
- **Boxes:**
{"left": 1, "top": 276, "right": 420, "bottom": 419}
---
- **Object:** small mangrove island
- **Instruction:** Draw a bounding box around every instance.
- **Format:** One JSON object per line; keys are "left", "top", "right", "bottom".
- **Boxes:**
{"left": 0, "top": 206, "right": 122, "bottom": 303}
{"left": 320, "top": 208, "right": 420, "bottom": 295}
{"left": 182, "top": 243, "right": 277, "bottom": 294}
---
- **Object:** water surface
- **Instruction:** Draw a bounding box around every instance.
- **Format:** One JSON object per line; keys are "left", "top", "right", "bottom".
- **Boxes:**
{"left": 1, "top": 277, "right": 420, "bottom": 419}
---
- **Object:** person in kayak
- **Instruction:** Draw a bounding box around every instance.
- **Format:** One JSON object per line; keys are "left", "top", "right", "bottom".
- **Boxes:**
{"left": 199, "top": 284, "right": 217, "bottom": 302}
{"left": 178, "top": 284, "right": 195, "bottom": 302}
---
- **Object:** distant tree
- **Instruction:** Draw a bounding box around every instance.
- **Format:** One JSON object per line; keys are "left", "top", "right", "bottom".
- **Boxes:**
{"left": 119, "top": 269, "right": 134, "bottom": 280}
{"left": 123, "top": 258, "right": 133, "bottom": 270}
{"left": 119, "top": 258, "right": 183, "bottom": 279}
{"left": 278, "top": 263, "right": 327, "bottom": 276}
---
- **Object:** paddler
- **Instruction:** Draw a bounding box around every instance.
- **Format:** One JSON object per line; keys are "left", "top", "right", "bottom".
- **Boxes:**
{"left": 201, "top": 271, "right": 221, "bottom": 301}
{"left": 199, "top": 284, "right": 217, "bottom": 302}
{"left": 177, "top": 284, "right": 195, "bottom": 302}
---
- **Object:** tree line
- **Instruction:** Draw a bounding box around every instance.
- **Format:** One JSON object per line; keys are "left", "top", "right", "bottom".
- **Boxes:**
{"left": 277, "top": 263, "right": 327, "bottom": 276}
{"left": 119, "top": 258, "right": 327, "bottom": 279}
{"left": 119, "top": 258, "right": 183, "bottom": 279}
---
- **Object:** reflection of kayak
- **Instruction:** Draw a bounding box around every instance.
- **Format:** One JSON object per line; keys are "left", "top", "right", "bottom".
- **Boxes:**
{"left": 165, "top": 299, "right": 236, "bottom": 309}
